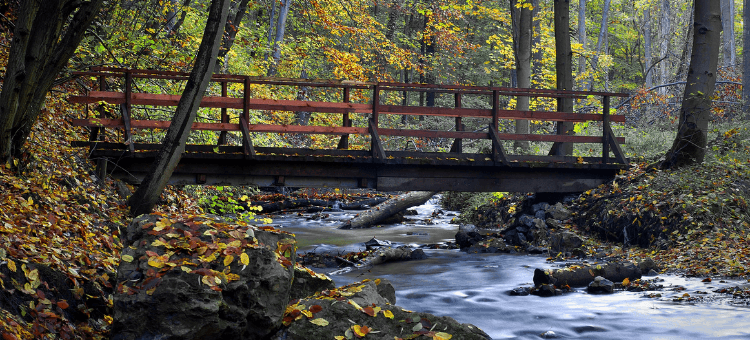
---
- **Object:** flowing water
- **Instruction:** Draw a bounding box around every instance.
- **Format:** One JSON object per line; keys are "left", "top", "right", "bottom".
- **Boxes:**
{"left": 270, "top": 196, "right": 750, "bottom": 340}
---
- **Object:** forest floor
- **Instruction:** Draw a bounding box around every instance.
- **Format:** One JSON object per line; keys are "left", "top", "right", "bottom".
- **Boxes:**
{"left": 1, "top": 93, "right": 749, "bottom": 338}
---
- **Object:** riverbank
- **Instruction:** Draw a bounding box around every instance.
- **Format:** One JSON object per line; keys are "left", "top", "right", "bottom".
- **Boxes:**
{"left": 450, "top": 125, "right": 750, "bottom": 279}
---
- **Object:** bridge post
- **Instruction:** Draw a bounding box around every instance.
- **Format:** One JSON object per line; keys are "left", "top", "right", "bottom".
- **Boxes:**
{"left": 450, "top": 92, "right": 463, "bottom": 153}
{"left": 337, "top": 86, "right": 351, "bottom": 150}
{"left": 602, "top": 95, "right": 610, "bottom": 164}
{"left": 217, "top": 81, "right": 228, "bottom": 145}
{"left": 92, "top": 75, "right": 108, "bottom": 180}
{"left": 122, "top": 70, "right": 135, "bottom": 156}
{"left": 241, "top": 76, "right": 255, "bottom": 159}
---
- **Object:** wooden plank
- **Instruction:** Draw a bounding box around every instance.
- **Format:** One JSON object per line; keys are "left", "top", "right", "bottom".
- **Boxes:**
{"left": 488, "top": 124, "right": 510, "bottom": 166}
{"left": 604, "top": 123, "right": 628, "bottom": 164}
{"left": 239, "top": 116, "right": 256, "bottom": 159}
{"left": 369, "top": 119, "right": 386, "bottom": 162}
{"left": 72, "top": 118, "right": 626, "bottom": 144}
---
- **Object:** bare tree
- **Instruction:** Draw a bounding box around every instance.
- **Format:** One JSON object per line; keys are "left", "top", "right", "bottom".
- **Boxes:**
{"left": 578, "top": 0, "right": 587, "bottom": 90}
{"left": 643, "top": 7, "right": 653, "bottom": 87}
{"left": 128, "top": 0, "right": 230, "bottom": 216}
{"left": 720, "top": 0, "right": 736, "bottom": 68}
{"left": 267, "top": 0, "right": 293, "bottom": 77}
{"left": 660, "top": 0, "right": 721, "bottom": 169}
{"left": 588, "top": 0, "right": 610, "bottom": 90}
{"left": 658, "top": 0, "right": 671, "bottom": 93}
{"left": 512, "top": 0, "right": 533, "bottom": 151}
{"left": 550, "top": 0, "right": 575, "bottom": 156}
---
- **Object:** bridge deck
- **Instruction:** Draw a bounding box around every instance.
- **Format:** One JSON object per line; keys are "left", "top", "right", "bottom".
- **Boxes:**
{"left": 69, "top": 67, "right": 629, "bottom": 193}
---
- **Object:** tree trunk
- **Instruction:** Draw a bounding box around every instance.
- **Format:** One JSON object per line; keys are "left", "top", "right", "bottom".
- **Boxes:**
{"left": 743, "top": 0, "right": 750, "bottom": 116}
{"left": 660, "top": 0, "right": 721, "bottom": 170}
{"left": 578, "top": 0, "right": 587, "bottom": 90}
{"left": 658, "top": 0, "right": 671, "bottom": 94}
{"left": 721, "top": 0, "right": 736, "bottom": 68}
{"left": 531, "top": 0, "right": 543, "bottom": 86}
{"left": 588, "top": 0, "right": 611, "bottom": 91}
{"left": 0, "top": 0, "right": 104, "bottom": 164}
{"left": 643, "top": 8, "right": 653, "bottom": 88}
{"left": 513, "top": 0, "right": 533, "bottom": 151}
{"left": 128, "top": 0, "right": 230, "bottom": 216}
{"left": 674, "top": 7, "right": 694, "bottom": 81}
{"left": 549, "top": 0, "right": 575, "bottom": 156}
{"left": 339, "top": 191, "right": 437, "bottom": 229}
{"left": 267, "top": 0, "right": 293, "bottom": 77}
{"left": 215, "top": 0, "right": 252, "bottom": 73}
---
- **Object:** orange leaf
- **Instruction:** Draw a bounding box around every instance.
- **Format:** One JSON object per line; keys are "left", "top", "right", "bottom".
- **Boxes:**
{"left": 363, "top": 306, "right": 375, "bottom": 316}
{"left": 309, "top": 305, "right": 323, "bottom": 313}
{"left": 57, "top": 300, "right": 69, "bottom": 309}
{"left": 352, "top": 325, "right": 370, "bottom": 337}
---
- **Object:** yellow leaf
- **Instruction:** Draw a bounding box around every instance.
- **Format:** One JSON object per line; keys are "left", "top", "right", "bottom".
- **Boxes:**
{"left": 240, "top": 253, "right": 250, "bottom": 266}
{"left": 310, "top": 318, "right": 329, "bottom": 326}
{"left": 7, "top": 259, "right": 16, "bottom": 272}
{"left": 301, "top": 310, "right": 313, "bottom": 318}
{"left": 383, "top": 310, "right": 394, "bottom": 319}
{"left": 223, "top": 255, "right": 234, "bottom": 267}
{"left": 228, "top": 240, "right": 242, "bottom": 248}
{"left": 181, "top": 266, "right": 192, "bottom": 273}
{"left": 434, "top": 332, "right": 453, "bottom": 340}
{"left": 622, "top": 277, "right": 630, "bottom": 286}
{"left": 349, "top": 300, "right": 363, "bottom": 311}
{"left": 121, "top": 255, "right": 134, "bottom": 263}
{"left": 148, "top": 255, "right": 167, "bottom": 269}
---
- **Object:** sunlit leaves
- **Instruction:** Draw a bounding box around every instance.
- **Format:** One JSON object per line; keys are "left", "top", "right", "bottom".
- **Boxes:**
{"left": 310, "top": 318, "right": 329, "bottom": 326}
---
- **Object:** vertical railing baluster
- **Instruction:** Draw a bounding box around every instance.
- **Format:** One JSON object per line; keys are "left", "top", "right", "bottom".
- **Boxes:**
{"left": 602, "top": 95, "right": 611, "bottom": 164}
{"left": 337, "top": 86, "right": 351, "bottom": 150}
{"left": 218, "top": 81, "right": 228, "bottom": 145}
{"left": 450, "top": 92, "right": 463, "bottom": 153}
{"left": 122, "top": 70, "right": 135, "bottom": 155}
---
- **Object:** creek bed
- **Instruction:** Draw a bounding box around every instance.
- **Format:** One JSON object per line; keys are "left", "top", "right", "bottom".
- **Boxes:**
{"left": 270, "top": 195, "right": 750, "bottom": 339}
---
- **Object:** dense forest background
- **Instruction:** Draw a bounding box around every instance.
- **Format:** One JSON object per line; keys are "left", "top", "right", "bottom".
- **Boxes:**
{"left": 4, "top": 0, "right": 745, "bottom": 142}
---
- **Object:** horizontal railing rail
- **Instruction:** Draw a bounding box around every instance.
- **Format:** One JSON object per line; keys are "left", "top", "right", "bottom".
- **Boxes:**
{"left": 69, "top": 67, "right": 629, "bottom": 166}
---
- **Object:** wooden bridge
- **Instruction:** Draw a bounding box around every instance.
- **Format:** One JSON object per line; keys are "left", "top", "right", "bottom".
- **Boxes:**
{"left": 69, "top": 67, "right": 629, "bottom": 193}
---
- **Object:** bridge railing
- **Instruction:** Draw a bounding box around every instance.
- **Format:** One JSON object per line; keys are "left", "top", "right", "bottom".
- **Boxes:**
{"left": 70, "top": 67, "right": 629, "bottom": 165}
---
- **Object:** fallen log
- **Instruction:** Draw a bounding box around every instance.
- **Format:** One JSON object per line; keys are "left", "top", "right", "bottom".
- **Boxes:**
{"left": 533, "top": 261, "right": 642, "bottom": 287}
{"left": 329, "top": 246, "right": 427, "bottom": 275}
{"left": 338, "top": 191, "right": 437, "bottom": 229}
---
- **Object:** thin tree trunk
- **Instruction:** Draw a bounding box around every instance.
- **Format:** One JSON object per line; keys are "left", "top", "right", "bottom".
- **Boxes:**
{"left": 660, "top": 0, "right": 721, "bottom": 169}
{"left": 215, "top": 0, "right": 251, "bottom": 73}
{"left": 0, "top": 0, "right": 104, "bottom": 163}
{"left": 549, "top": 0, "right": 575, "bottom": 156}
{"left": 658, "top": 0, "right": 671, "bottom": 94}
{"left": 675, "top": 7, "right": 694, "bottom": 80}
{"left": 128, "top": 0, "right": 230, "bottom": 215}
{"left": 588, "top": 0, "right": 611, "bottom": 91}
{"left": 721, "top": 0, "right": 736, "bottom": 68}
{"left": 267, "top": 0, "right": 292, "bottom": 77}
{"left": 578, "top": 0, "right": 586, "bottom": 90}
{"left": 531, "top": 0, "right": 543, "bottom": 87}
{"left": 514, "top": 0, "right": 533, "bottom": 151}
{"left": 339, "top": 191, "right": 437, "bottom": 229}
{"left": 643, "top": 8, "right": 652, "bottom": 88}
{"left": 743, "top": 0, "right": 750, "bottom": 116}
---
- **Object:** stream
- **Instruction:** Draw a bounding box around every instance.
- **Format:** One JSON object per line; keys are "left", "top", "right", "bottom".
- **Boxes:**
{"left": 268, "top": 195, "right": 750, "bottom": 340}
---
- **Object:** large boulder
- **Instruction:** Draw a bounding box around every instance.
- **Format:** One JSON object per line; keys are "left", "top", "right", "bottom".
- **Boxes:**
{"left": 272, "top": 279, "right": 490, "bottom": 340}
{"left": 290, "top": 265, "right": 336, "bottom": 301}
{"left": 455, "top": 231, "right": 484, "bottom": 249}
{"left": 587, "top": 276, "right": 615, "bottom": 294}
{"left": 548, "top": 231, "right": 583, "bottom": 254}
{"left": 112, "top": 215, "right": 297, "bottom": 340}
{"left": 533, "top": 261, "right": 641, "bottom": 288}
{"left": 467, "top": 237, "right": 513, "bottom": 254}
